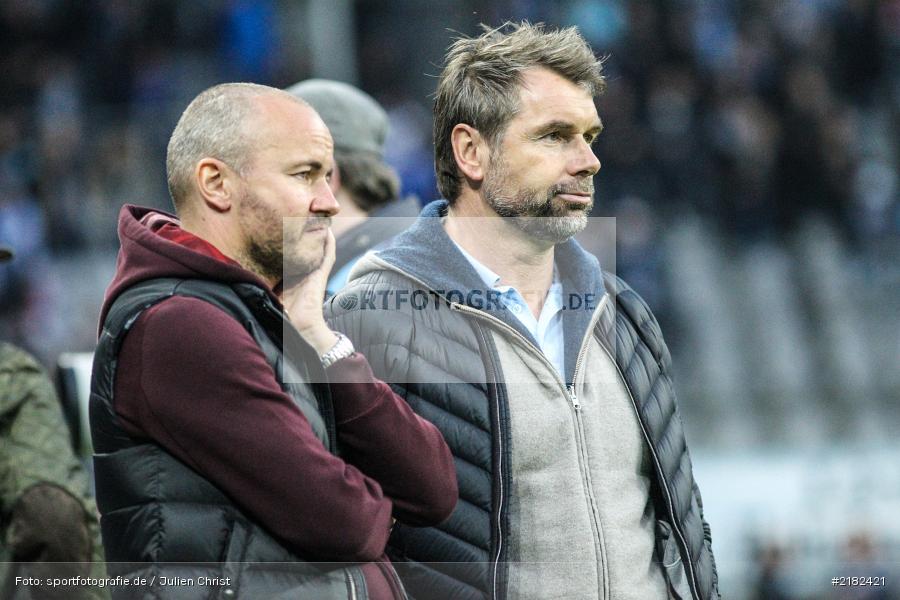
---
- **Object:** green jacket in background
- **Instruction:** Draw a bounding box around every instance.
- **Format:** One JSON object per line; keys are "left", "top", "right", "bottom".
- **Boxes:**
{"left": 0, "top": 342, "right": 106, "bottom": 599}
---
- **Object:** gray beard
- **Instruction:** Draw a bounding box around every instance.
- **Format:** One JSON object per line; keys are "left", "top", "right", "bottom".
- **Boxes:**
{"left": 483, "top": 161, "right": 594, "bottom": 244}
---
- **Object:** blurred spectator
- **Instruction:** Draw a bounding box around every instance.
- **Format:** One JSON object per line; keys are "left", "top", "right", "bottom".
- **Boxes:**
{"left": 749, "top": 544, "right": 795, "bottom": 600}
{"left": 219, "top": 0, "right": 279, "bottom": 81}
{"left": 612, "top": 195, "right": 666, "bottom": 312}
{"left": 286, "top": 79, "right": 419, "bottom": 296}
{"left": 0, "top": 248, "right": 104, "bottom": 598}
{"left": 833, "top": 532, "right": 893, "bottom": 600}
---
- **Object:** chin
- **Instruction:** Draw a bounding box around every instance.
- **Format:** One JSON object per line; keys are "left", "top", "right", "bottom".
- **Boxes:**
{"left": 284, "top": 250, "right": 325, "bottom": 279}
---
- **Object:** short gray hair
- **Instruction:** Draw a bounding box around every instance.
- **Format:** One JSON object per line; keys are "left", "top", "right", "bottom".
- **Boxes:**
{"left": 165, "top": 82, "right": 307, "bottom": 213}
{"left": 433, "top": 22, "right": 605, "bottom": 203}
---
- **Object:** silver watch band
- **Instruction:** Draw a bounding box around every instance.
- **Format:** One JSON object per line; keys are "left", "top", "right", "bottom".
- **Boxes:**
{"left": 320, "top": 332, "right": 355, "bottom": 368}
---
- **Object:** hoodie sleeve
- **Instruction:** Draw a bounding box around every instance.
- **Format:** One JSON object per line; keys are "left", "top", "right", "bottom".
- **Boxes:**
{"left": 114, "top": 296, "right": 393, "bottom": 562}
{"left": 326, "top": 353, "right": 458, "bottom": 526}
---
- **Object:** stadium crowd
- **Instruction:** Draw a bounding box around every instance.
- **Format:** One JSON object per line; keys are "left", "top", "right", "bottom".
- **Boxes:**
{"left": 0, "top": 1, "right": 897, "bottom": 598}
{"left": 2, "top": 0, "right": 898, "bottom": 358}
{"left": 2, "top": 0, "right": 897, "bottom": 363}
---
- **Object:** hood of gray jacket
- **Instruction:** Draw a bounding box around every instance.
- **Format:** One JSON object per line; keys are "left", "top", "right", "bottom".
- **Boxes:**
{"left": 349, "top": 199, "right": 609, "bottom": 385}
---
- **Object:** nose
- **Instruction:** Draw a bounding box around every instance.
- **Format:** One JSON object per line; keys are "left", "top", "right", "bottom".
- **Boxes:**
{"left": 310, "top": 178, "right": 340, "bottom": 216}
{"left": 570, "top": 138, "right": 601, "bottom": 178}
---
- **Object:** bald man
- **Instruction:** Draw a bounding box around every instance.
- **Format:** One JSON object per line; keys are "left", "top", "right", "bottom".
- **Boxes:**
{"left": 90, "top": 83, "right": 455, "bottom": 600}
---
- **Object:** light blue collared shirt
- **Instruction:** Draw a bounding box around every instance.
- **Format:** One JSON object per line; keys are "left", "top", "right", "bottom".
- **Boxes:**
{"left": 452, "top": 241, "right": 566, "bottom": 379}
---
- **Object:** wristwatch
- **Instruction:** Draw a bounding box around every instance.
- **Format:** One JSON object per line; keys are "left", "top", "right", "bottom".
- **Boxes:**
{"left": 320, "top": 332, "right": 355, "bottom": 368}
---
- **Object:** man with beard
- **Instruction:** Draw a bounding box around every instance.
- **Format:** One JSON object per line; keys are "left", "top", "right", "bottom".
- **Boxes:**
{"left": 90, "top": 83, "right": 456, "bottom": 600}
{"left": 325, "top": 22, "right": 719, "bottom": 600}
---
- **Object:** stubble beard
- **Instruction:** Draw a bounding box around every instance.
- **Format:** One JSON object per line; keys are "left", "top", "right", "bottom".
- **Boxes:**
{"left": 482, "top": 157, "right": 594, "bottom": 244}
{"left": 240, "top": 191, "right": 329, "bottom": 283}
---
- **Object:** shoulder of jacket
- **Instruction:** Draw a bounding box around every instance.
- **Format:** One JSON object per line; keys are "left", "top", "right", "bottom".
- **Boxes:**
{"left": 603, "top": 272, "right": 656, "bottom": 323}
{"left": 351, "top": 264, "right": 418, "bottom": 289}
{"left": 124, "top": 294, "right": 260, "bottom": 356}
{"left": 327, "top": 267, "right": 428, "bottom": 319}
{"left": 601, "top": 271, "right": 671, "bottom": 363}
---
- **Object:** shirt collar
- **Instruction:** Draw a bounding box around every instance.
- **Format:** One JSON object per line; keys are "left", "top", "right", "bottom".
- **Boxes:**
{"left": 450, "top": 238, "right": 562, "bottom": 294}
{"left": 451, "top": 239, "right": 501, "bottom": 289}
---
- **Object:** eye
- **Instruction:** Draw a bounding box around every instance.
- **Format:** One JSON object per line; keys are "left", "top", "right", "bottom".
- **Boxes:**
{"left": 584, "top": 133, "right": 598, "bottom": 145}
{"left": 293, "top": 171, "right": 312, "bottom": 181}
{"left": 543, "top": 131, "right": 564, "bottom": 142}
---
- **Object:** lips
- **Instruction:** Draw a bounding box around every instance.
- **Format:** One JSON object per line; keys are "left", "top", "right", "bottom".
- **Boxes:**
{"left": 555, "top": 192, "right": 592, "bottom": 205}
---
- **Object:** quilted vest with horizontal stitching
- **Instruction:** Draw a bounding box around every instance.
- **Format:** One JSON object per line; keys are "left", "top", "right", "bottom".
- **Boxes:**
{"left": 90, "top": 278, "right": 376, "bottom": 600}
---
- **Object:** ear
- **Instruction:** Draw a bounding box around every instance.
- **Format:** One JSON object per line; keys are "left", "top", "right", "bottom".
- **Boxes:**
{"left": 195, "top": 158, "right": 238, "bottom": 212}
{"left": 450, "top": 124, "right": 489, "bottom": 184}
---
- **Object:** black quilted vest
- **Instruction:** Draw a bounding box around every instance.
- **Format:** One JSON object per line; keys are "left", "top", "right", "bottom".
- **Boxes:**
{"left": 90, "top": 278, "right": 373, "bottom": 600}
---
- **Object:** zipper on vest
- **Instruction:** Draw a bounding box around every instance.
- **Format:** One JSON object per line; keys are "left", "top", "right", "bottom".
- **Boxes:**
{"left": 345, "top": 569, "right": 358, "bottom": 600}
{"left": 595, "top": 340, "right": 700, "bottom": 600}
{"left": 571, "top": 309, "right": 596, "bottom": 386}
{"left": 382, "top": 562, "right": 409, "bottom": 600}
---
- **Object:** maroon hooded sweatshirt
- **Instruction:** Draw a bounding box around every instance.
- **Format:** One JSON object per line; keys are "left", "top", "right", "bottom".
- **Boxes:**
{"left": 99, "top": 205, "right": 458, "bottom": 599}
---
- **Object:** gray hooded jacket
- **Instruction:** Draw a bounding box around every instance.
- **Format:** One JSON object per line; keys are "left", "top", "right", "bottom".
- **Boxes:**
{"left": 324, "top": 200, "right": 719, "bottom": 600}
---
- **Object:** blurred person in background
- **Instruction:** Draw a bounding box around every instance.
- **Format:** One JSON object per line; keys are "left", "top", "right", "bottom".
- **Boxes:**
{"left": 0, "top": 245, "right": 105, "bottom": 600}
{"left": 749, "top": 544, "right": 794, "bottom": 600}
{"left": 834, "top": 533, "right": 893, "bottom": 600}
{"left": 90, "top": 83, "right": 455, "bottom": 599}
{"left": 327, "top": 22, "right": 718, "bottom": 600}
{"left": 286, "top": 79, "right": 419, "bottom": 297}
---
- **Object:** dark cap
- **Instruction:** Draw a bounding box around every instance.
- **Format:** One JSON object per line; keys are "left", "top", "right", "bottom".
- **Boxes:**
{"left": 285, "top": 79, "right": 389, "bottom": 159}
{"left": 0, "top": 246, "right": 12, "bottom": 262}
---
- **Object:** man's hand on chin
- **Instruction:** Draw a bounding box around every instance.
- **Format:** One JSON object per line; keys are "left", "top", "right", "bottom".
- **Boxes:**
{"left": 281, "top": 229, "right": 339, "bottom": 355}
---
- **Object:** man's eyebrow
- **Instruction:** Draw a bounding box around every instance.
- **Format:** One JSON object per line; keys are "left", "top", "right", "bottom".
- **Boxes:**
{"left": 287, "top": 160, "right": 323, "bottom": 171}
{"left": 532, "top": 119, "right": 604, "bottom": 137}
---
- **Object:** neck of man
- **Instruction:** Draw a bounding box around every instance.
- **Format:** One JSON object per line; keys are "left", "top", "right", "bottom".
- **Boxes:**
{"left": 330, "top": 190, "right": 368, "bottom": 238}
{"left": 446, "top": 191, "right": 555, "bottom": 319}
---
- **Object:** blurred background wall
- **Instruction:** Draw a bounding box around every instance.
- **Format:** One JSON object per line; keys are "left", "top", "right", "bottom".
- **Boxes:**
{"left": 0, "top": 1, "right": 897, "bottom": 597}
